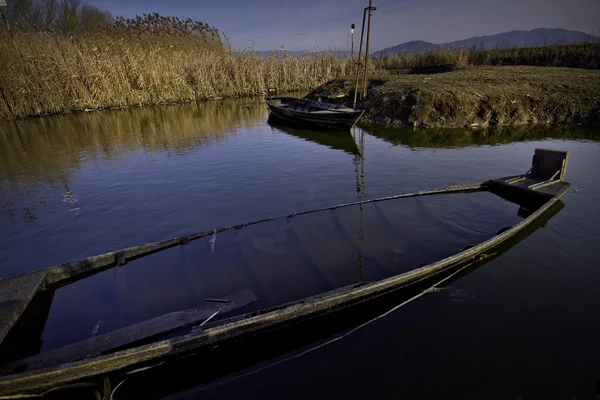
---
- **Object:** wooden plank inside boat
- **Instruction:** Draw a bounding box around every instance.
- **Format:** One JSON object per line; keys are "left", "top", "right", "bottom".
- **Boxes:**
{"left": 490, "top": 150, "right": 570, "bottom": 198}
{"left": 3, "top": 289, "right": 256, "bottom": 373}
{"left": 0, "top": 271, "right": 48, "bottom": 346}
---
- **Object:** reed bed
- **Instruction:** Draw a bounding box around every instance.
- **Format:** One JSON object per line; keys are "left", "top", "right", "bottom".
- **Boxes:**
{"left": 375, "top": 43, "right": 600, "bottom": 71}
{"left": 375, "top": 47, "right": 470, "bottom": 70}
{"left": 467, "top": 42, "right": 600, "bottom": 69}
{"left": 0, "top": 27, "right": 353, "bottom": 119}
{"left": 1, "top": 6, "right": 598, "bottom": 121}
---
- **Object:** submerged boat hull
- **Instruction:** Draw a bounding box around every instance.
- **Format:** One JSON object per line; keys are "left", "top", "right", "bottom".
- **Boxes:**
{"left": 0, "top": 149, "right": 572, "bottom": 397}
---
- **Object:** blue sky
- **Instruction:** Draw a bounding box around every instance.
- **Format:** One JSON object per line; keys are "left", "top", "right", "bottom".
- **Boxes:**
{"left": 88, "top": 0, "right": 600, "bottom": 51}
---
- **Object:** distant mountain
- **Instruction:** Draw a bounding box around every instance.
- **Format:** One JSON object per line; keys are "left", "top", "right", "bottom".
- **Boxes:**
{"left": 376, "top": 28, "right": 599, "bottom": 56}
{"left": 375, "top": 40, "right": 438, "bottom": 55}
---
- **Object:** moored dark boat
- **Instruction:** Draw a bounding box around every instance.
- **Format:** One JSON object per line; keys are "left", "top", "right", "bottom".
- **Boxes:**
{"left": 0, "top": 149, "right": 570, "bottom": 398}
{"left": 265, "top": 97, "right": 364, "bottom": 129}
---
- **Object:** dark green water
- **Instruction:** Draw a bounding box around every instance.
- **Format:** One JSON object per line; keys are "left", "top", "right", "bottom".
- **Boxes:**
{"left": 1, "top": 100, "right": 599, "bottom": 399}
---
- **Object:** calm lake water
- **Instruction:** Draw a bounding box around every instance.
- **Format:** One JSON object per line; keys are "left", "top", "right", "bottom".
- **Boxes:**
{"left": 1, "top": 99, "right": 600, "bottom": 399}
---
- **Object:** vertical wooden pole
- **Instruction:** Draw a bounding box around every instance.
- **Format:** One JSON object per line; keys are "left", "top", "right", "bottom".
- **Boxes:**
{"left": 362, "top": 0, "right": 374, "bottom": 98}
{"left": 353, "top": 8, "right": 367, "bottom": 109}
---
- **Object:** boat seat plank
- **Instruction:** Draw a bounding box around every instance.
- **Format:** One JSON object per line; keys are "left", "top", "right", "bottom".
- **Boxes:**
{"left": 489, "top": 175, "right": 570, "bottom": 201}
{"left": 0, "top": 271, "right": 48, "bottom": 345}
{"left": 490, "top": 175, "right": 548, "bottom": 194}
{"left": 4, "top": 289, "right": 256, "bottom": 372}
{"left": 496, "top": 150, "right": 570, "bottom": 196}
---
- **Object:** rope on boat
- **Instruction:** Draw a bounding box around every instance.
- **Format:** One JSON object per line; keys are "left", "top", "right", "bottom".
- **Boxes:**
{"left": 179, "top": 251, "right": 497, "bottom": 394}
{"left": 46, "top": 180, "right": 487, "bottom": 286}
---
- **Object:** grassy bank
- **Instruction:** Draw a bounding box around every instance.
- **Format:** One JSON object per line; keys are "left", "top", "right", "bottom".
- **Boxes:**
{"left": 376, "top": 43, "right": 600, "bottom": 70}
{"left": 0, "top": 27, "right": 353, "bottom": 119}
{"left": 311, "top": 66, "right": 600, "bottom": 127}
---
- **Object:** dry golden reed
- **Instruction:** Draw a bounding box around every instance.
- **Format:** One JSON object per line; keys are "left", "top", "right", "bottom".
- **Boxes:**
{"left": 1, "top": 10, "right": 598, "bottom": 121}
{"left": 0, "top": 27, "right": 353, "bottom": 119}
{"left": 375, "top": 43, "right": 600, "bottom": 70}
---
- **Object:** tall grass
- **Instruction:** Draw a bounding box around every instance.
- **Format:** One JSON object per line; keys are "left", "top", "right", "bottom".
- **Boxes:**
{"left": 375, "top": 43, "right": 600, "bottom": 71}
{"left": 0, "top": 16, "right": 353, "bottom": 119}
{"left": 1, "top": 9, "right": 598, "bottom": 121}
{"left": 376, "top": 47, "right": 470, "bottom": 70}
{"left": 468, "top": 42, "right": 600, "bottom": 69}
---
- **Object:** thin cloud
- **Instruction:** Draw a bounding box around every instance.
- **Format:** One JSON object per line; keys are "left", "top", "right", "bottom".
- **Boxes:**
{"left": 293, "top": 32, "right": 312, "bottom": 36}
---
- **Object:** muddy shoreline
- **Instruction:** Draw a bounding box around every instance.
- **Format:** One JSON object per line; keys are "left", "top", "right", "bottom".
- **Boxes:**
{"left": 308, "top": 66, "right": 600, "bottom": 128}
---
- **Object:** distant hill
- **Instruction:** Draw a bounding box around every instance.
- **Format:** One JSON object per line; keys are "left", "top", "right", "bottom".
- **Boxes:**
{"left": 376, "top": 28, "right": 599, "bottom": 56}
{"left": 378, "top": 40, "right": 438, "bottom": 54}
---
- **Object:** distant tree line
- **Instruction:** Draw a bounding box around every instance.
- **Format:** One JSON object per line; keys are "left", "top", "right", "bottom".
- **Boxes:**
{"left": 0, "top": 0, "right": 223, "bottom": 47}
{"left": 1, "top": 0, "right": 112, "bottom": 35}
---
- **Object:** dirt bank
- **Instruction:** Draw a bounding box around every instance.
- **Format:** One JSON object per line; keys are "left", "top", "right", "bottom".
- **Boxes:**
{"left": 308, "top": 66, "right": 600, "bottom": 127}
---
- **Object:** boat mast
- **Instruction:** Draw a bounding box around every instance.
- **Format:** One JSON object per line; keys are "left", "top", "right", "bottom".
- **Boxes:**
{"left": 362, "top": 1, "right": 376, "bottom": 99}
{"left": 353, "top": 8, "right": 367, "bottom": 109}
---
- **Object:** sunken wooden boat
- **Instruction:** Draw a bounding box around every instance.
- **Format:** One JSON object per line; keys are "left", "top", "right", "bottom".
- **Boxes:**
{"left": 265, "top": 96, "right": 364, "bottom": 129}
{"left": 0, "top": 149, "right": 570, "bottom": 398}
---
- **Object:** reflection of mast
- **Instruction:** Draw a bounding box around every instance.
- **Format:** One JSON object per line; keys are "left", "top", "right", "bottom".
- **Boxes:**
{"left": 360, "top": 128, "right": 366, "bottom": 195}
{"left": 59, "top": 170, "right": 80, "bottom": 217}
{"left": 60, "top": 171, "right": 77, "bottom": 206}
{"left": 353, "top": 127, "right": 366, "bottom": 281}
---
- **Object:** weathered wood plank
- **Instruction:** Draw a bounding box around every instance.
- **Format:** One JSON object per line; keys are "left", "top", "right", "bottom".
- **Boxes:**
{"left": 490, "top": 175, "right": 570, "bottom": 202}
{"left": 0, "top": 271, "right": 48, "bottom": 346}
{"left": 5, "top": 289, "right": 256, "bottom": 372}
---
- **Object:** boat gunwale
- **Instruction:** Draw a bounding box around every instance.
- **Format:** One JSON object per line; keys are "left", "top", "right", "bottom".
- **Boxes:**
{"left": 0, "top": 179, "right": 571, "bottom": 397}
{"left": 265, "top": 102, "right": 363, "bottom": 119}
{"left": 265, "top": 96, "right": 362, "bottom": 114}
{"left": 11, "top": 181, "right": 486, "bottom": 290}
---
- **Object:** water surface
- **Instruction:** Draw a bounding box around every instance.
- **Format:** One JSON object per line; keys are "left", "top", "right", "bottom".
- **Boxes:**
{"left": 1, "top": 100, "right": 599, "bottom": 399}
